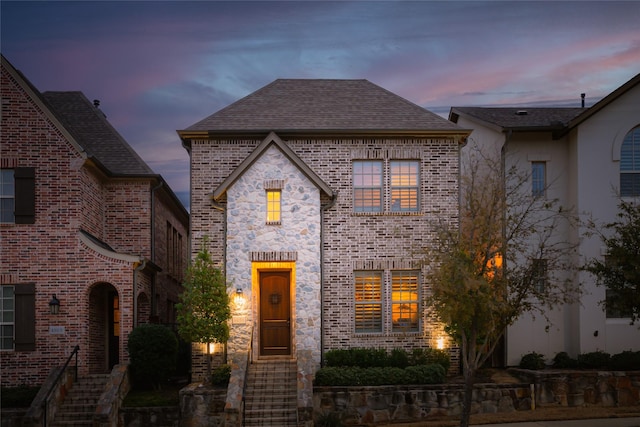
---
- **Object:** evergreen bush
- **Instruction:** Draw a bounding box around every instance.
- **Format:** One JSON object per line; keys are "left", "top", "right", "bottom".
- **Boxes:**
{"left": 577, "top": 351, "right": 611, "bottom": 369}
{"left": 127, "top": 323, "right": 178, "bottom": 389}
{"left": 519, "top": 352, "right": 546, "bottom": 370}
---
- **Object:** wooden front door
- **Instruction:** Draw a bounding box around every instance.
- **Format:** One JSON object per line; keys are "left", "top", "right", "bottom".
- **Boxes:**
{"left": 259, "top": 271, "right": 291, "bottom": 356}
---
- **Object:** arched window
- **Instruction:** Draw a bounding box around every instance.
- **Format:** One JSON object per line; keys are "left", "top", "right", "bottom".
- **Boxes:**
{"left": 621, "top": 125, "right": 640, "bottom": 197}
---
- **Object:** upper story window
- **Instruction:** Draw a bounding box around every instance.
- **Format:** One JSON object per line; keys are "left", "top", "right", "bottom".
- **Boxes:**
{"left": 0, "top": 170, "right": 15, "bottom": 223}
{"left": 531, "top": 161, "right": 546, "bottom": 198}
{"left": 353, "top": 161, "right": 383, "bottom": 213}
{"left": 621, "top": 125, "right": 640, "bottom": 197}
{"left": 353, "top": 160, "right": 420, "bottom": 214}
{"left": 390, "top": 161, "right": 420, "bottom": 212}
{"left": 532, "top": 258, "right": 548, "bottom": 293}
{"left": 0, "top": 167, "right": 35, "bottom": 224}
{"left": 266, "top": 190, "right": 281, "bottom": 224}
{"left": 166, "top": 222, "right": 184, "bottom": 281}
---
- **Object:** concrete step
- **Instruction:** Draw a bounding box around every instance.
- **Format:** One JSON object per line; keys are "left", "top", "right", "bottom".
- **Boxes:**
{"left": 243, "top": 360, "right": 298, "bottom": 427}
{"left": 51, "top": 375, "right": 110, "bottom": 427}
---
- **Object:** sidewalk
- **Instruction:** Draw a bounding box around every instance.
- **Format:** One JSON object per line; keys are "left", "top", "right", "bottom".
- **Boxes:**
{"left": 478, "top": 417, "right": 640, "bottom": 427}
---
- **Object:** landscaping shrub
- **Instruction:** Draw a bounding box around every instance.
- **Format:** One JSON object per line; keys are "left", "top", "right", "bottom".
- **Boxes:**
{"left": 316, "top": 412, "right": 344, "bottom": 427}
{"left": 210, "top": 364, "right": 231, "bottom": 386}
{"left": 314, "top": 364, "right": 445, "bottom": 386}
{"left": 324, "top": 347, "right": 450, "bottom": 372}
{"left": 404, "top": 364, "right": 446, "bottom": 384}
{"left": 127, "top": 323, "right": 179, "bottom": 389}
{"left": 552, "top": 351, "right": 578, "bottom": 369}
{"left": 610, "top": 351, "right": 640, "bottom": 371}
{"left": 1, "top": 385, "right": 40, "bottom": 407}
{"left": 388, "top": 348, "right": 410, "bottom": 368}
{"left": 409, "top": 348, "right": 451, "bottom": 372}
{"left": 519, "top": 352, "right": 546, "bottom": 370}
{"left": 577, "top": 351, "right": 611, "bottom": 369}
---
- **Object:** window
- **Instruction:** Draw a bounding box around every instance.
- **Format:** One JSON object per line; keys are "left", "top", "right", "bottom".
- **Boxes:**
{"left": 353, "top": 160, "right": 420, "bottom": 213}
{"left": 0, "top": 168, "right": 35, "bottom": 224}
{"left": 604, "top": 255, "right": 633, "bottom": 319}
{"left": 532, "top": 259, "right": 547, "bottom": 293}
{"left": 0, "top": 286, "right": 14, "bottom": 350}
{"left": 391, "top": 271, "right": 419, "bottom": 332}
{"left": 266, "top": 190, "right": 281, "bottom": 224}
{"left": 166, "top": 222, "right": 183, "bottom": 281}
{"left": 532, "top": 161, "right": 546, "bottom": 198}
{"left": 0, "top": 283, "right": 35, "bottom": 351}
{"left": 621, "top": 126, "right": 640, "bottom": 197}
{"left": 390, "top": 161, "right": 420, "bottom": 212}
{"left": 353, "top": 161, "right": 383, "bottom": 213}
{"left": 354, "top": 272, "right": 382, "bottom": 333}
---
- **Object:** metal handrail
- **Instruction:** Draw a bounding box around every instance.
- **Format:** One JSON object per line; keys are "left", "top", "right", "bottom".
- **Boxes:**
{"left": 43, "top": 345, "right": 79, "bottom": 427}
{"left": 242, "top": 330, "right": 253, "bottom": 427}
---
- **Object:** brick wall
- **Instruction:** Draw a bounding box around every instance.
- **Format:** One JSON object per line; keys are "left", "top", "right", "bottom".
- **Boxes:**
{"left": 0, "top": 61, "right": 188, "bottom": 387}
{"left": 189, "top": 135, "right": 460, "bottom": 372}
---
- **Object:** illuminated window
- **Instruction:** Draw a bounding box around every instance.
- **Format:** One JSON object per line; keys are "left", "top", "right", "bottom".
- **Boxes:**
{"left": 532, "top": 161, "right": 546, "bottom": 198}
{"left": 266, "top": 190, "right": 281, "bottom": 224}
{"left": 354, "top": 272, "right": 382, "bottom": 333}
{"left": 391, "top": 271, "right": 419, "bottom": 332}
{"left": 621, "top": 126, "right": 640, "bottom": 197}
{"left": 390, "top": 161, "right": 419, "bottom": 212}
{"left": 353, "top": 161, "right": 383, "bottom": 212}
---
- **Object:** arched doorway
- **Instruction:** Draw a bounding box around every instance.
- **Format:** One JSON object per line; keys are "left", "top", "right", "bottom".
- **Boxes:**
{"left": 89, "top": 282, "right": 120, "bottom": 373}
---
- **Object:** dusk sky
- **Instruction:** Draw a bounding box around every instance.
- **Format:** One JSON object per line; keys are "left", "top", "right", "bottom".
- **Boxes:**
{"left": 2, "top": 1, "right": 639, "bottom": 208}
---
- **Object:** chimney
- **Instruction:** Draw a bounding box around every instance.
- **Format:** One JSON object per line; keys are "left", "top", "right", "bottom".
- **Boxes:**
{"left": 581, "top": 93, "right": 585, "bottom": 108}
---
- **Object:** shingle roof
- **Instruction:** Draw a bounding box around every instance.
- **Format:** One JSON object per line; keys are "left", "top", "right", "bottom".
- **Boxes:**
{"left": 42, "top": 92, "right": 154, "bottom": 176}
{"left": 450, "top": 107, "right": 585, "bottom": 131}
{"left": 184, "top": 79, "right": 464, "bottom": 133}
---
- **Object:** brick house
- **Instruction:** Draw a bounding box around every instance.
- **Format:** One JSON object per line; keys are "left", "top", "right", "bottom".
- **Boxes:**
{"left": 449, "top": 72, "right": 640, "bottom": 366}
{"left": 0, "top": 55, "right": 189, "bottom": 387}
{"left": 178, "top": 79, "right": 471, "bottom": 383}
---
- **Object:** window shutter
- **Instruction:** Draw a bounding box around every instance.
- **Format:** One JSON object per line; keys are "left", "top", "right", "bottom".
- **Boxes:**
{"left": 14, "top": 283, "right": 36, "bottom": 351}
{"left": 14, "top": 167, "right": 35, "bottom": 224}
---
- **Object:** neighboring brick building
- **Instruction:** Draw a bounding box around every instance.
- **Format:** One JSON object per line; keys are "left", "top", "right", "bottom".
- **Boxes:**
{"left": 178, "top": 79, "right": 471, "bottom": 382}
{"left": 0, "top": 55, "right": 189, "bottom": 387}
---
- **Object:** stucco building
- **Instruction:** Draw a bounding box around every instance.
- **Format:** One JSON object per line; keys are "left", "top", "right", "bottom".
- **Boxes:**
{"left": 449, "top": 73, "right": 640, "bottom": 366}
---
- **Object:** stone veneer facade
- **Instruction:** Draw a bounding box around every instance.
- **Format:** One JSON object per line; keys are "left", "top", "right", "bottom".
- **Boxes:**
{"left": 189, "top": 134, "right": 461, "bottom": 381}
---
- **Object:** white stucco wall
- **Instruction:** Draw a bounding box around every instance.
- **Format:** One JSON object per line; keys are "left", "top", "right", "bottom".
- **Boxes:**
{"left": 225, "top": 144, "right": 323, "bottom": 367}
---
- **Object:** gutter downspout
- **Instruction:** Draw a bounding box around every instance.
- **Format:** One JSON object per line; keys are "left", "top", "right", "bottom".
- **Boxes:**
{"left": 320, "top": 191, "right": 338, "bottom": 366}
{"left": 499, "top": 129, "right": 513, "bottom": 367}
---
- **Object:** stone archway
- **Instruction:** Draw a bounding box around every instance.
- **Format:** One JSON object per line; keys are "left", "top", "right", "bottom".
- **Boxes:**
{"left": 88, "top": 282, "right": 119, "bottom": 373}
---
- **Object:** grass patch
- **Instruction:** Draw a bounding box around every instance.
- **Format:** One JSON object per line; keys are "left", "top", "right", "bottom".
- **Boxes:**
{"left": 122, "top": 383, "right": 181, "bottom": 407}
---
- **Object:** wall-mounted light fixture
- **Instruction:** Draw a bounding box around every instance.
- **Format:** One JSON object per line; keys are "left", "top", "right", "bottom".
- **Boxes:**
{"left": 234, "top": 287, "right": 246, "bottom": 308}
{"left": 436, "top": 336, "right": 446, "bottom": 350}
{"left": 49, "top": 294, "right": 60, "bottom": 315}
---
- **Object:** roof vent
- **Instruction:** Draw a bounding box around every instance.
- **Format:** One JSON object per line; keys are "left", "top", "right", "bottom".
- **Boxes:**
{"left": 515, "top": 110, "right": 528, "bottom": 115}
{"left": 93, "top": 99, "right": 100, "bottom": 108}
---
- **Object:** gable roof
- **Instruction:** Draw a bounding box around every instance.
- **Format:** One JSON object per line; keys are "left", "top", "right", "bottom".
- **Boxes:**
{"left": 565, "top": 72, "right": 640, "bottom": 131}
{"left": 449, "top": 107, "right": 585, "bottom": 133}
{"left": 180, "top": 79, "right": 469, "bottom": 138}
{"left": 42, "top": 91, "right": 154, "bottom": 176}
{"left": 213, "top": 132, "right": 334, "bottom": 200}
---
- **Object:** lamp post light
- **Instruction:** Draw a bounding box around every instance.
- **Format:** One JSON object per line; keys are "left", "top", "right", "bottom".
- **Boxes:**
{"left": 49, "top": 294, "right": 60, "bottom": 315}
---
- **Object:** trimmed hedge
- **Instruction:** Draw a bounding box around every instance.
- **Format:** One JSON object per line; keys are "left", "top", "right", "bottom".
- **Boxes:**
{"left": 314, "top": 364, "right": 446, "bottom": 386}
{"left": 324, "top": 347, "right": 450, "bottom": 372}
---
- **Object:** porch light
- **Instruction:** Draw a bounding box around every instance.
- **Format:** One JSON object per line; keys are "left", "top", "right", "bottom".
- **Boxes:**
{"left": 234, "top": 287, "right": 246, "bottom": 307}
{"left": 436, "top": 336, "right": 446, "bottom": 350}
{"left": 49, "top": 294, "right": 60, "bottom": 315}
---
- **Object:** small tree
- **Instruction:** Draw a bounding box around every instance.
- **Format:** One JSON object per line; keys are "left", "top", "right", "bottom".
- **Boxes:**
{"left": 176, "top": 237, "right": 231, "bottom": 378}
{"left": 425, "top": 142, "right": 580, "bottom": 427}
{"left": 584, "top": 200, "right": 640, "bottom": 323}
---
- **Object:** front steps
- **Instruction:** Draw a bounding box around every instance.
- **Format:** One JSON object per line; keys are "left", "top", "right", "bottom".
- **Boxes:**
{"left": 51, "top": 374, "right": 109, "bottom": 427}
{"left": 243, "top": 360, "right": 298, "bottom": 427}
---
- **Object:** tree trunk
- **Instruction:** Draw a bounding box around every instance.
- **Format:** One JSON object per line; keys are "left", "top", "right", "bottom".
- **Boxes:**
{"left": 460, "top": 366, "right": 475, "bottom": 427}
